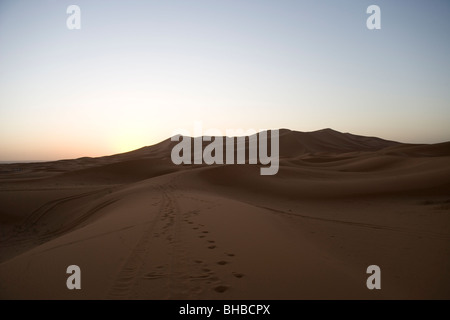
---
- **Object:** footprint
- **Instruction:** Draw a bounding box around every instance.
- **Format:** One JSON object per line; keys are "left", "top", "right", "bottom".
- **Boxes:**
{"left": 225, "top": 253, "right": 235, "bottom": 257}
{"left": 207, "top": 240, "right": 215, "bottom": 243}
{"left": 202, "top": 231, "right": 209, "bottom": 234}
{"left": 194, "top": 260, "right": 203, "bottom": 264}
{"left": 217, "top": 260, "right": 228, "bottom": 266}
{"left": 199, "top": 235, "right": 205, "bottom": 238}
{"left": 214, "top": 285, "right": 229, "bottom": 293}
{"left": 208, "top": 245, "right": 216, "bottom": 249}
{"left": 232, "top": 272, "right": 244, "bottom": 279}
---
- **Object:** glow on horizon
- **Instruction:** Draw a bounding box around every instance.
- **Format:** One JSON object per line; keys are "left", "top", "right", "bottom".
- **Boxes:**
{"left": 1, "top": 0, "right": 450, "bottom": 161}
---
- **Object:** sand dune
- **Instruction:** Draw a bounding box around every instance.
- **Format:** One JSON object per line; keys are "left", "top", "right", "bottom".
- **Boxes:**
{"left": 1, "top": 129, "right": 449, "bottom": 299}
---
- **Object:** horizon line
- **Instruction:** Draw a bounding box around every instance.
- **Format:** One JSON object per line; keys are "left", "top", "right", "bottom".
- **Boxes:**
{"left": 2, "top": 127, "right": 449, "bottom": 164}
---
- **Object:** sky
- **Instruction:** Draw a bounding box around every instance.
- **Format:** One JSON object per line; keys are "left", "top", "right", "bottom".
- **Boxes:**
{"left": 0, "top": 0, "right": 449, "bottom": 161}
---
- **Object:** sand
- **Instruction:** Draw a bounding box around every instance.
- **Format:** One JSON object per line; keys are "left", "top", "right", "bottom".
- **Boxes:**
{"left": 0, "top": 128, "right": 449, "bottom": 299}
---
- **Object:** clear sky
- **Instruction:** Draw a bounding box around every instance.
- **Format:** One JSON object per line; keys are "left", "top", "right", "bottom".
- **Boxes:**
{"left": 1, "top": 0, "right": 449, "bottom": 161}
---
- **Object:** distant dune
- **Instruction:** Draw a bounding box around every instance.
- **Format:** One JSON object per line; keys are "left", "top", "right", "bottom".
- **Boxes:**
{"left": 1, "top": 129, "right": 449, "bottom": 299}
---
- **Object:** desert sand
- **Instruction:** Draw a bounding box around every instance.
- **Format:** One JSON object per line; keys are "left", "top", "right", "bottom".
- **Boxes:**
{"left": 0, "top": 128, "right": 449, "bottom": 299}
